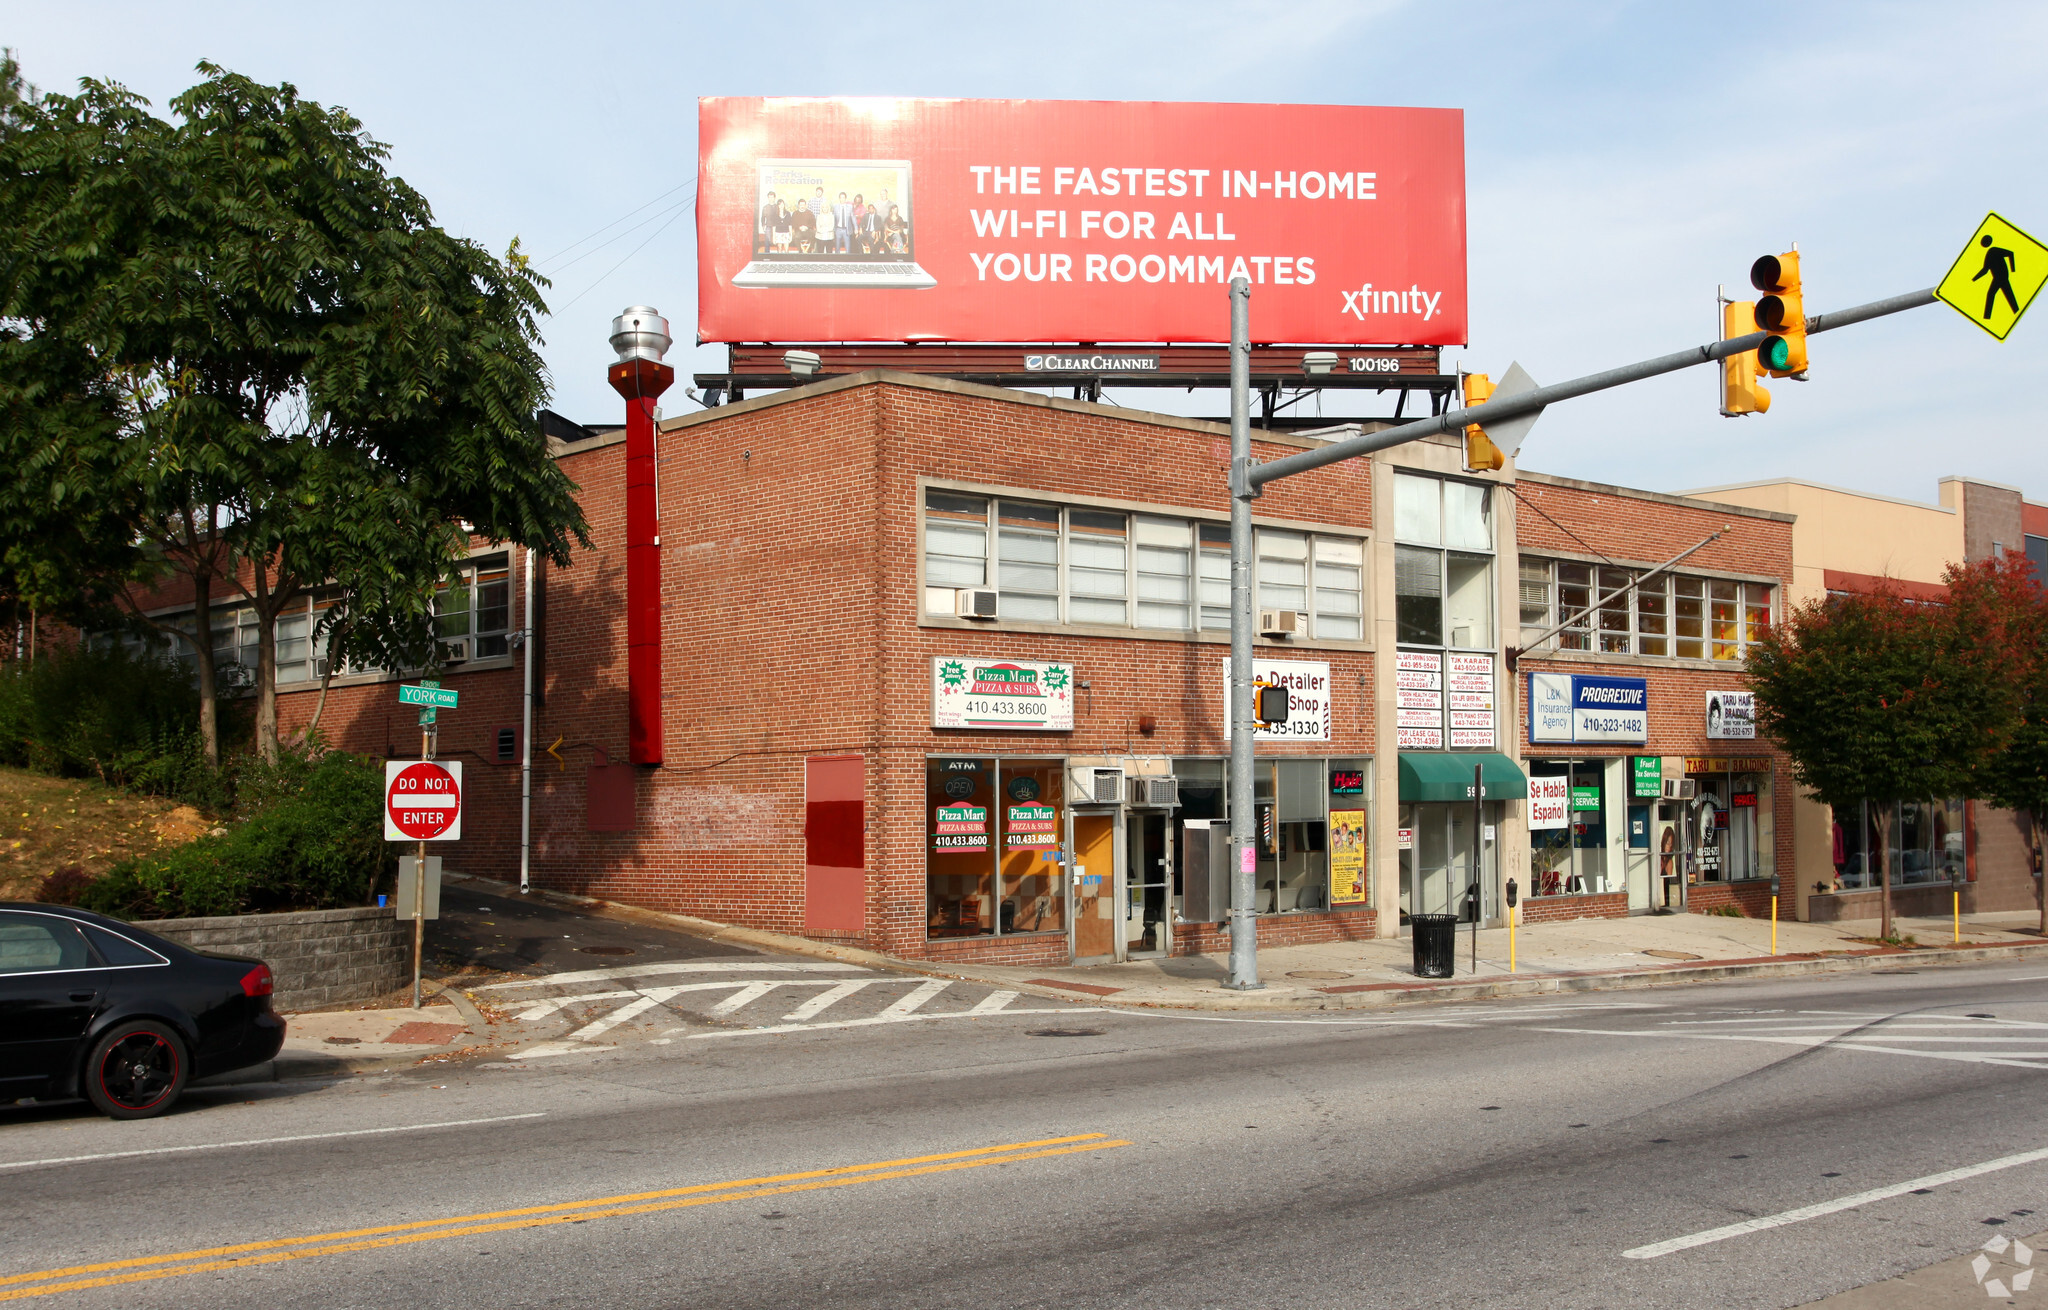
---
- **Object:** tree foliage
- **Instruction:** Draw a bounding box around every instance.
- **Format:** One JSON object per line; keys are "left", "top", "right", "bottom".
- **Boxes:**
{"left": 0, "top": 61, "right": 588, "bottom": 760}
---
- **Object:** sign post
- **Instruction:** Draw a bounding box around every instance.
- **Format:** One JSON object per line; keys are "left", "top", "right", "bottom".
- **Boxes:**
{"left": 388, "top": 679, "right": 461, "bottom": 1008}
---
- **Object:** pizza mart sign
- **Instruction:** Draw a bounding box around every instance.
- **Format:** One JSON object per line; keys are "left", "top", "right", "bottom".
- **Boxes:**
{"left": 931, "top": 658, "right": 1075, "bottom": 731}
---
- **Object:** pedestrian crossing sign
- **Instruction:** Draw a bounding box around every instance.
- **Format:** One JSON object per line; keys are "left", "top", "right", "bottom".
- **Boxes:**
{"left": 1936, "top": 212, "right": 2047, "bottom": 341}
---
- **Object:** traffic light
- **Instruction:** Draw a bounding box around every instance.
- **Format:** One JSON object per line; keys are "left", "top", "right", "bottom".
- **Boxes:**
{"left": 1751, "top": 251, "right": 1807, "bottom": 377}
{"left": 1720, "top": 300, "right": 1771, "bottom": 416}
{"left": 1461, "top": 372, "right": 1505, "bottom": 471}
{"left": 1254, "top": 681, "right": 1289, "bottom": 725}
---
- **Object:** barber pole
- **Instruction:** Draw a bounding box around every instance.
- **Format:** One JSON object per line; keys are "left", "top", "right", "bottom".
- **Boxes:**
{"left": 608, "top": 307, "right": 673, "bottom": 766}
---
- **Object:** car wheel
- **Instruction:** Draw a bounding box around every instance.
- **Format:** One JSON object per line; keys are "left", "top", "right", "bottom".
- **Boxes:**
{"left": 84, "top": 1021, "right": 187, "bottom": 1120}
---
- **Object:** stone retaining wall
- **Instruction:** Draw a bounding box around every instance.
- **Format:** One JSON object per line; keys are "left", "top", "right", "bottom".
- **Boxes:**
{"left": 138, "top": 906, "right": 408, "bottom": 1011}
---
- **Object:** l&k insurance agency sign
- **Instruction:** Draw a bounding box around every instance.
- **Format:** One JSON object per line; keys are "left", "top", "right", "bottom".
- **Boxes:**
{"left": 1529, "top": 673, "right": 1647, "bottom": 745}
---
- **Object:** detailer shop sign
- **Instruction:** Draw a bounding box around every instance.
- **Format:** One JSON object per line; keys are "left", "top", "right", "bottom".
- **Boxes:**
{"left": 697, "top": 98, "right": 1468, "bottom": 345}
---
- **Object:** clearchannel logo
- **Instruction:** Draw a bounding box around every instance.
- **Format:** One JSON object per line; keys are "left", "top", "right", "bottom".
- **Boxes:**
{"left": 1022, "top": 353, "right": 1161, "bottom": 372}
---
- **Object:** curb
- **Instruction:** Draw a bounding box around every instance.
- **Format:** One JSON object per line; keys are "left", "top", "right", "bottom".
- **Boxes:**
{"left": 441, "top": 874, "right": 2048, "bottom": 1013}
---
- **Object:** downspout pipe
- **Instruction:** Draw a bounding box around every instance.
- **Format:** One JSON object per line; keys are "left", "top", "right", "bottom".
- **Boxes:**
{"left": 609, "top": 307, "right": 674, "bottom": 767}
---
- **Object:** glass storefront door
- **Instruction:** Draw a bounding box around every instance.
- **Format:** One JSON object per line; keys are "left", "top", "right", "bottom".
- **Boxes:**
{"left": 1399, "top": 801, "right": 1500, "bottom": 925}
{"left": 1124, "top": 810, "right": 1171, "bottom": 956}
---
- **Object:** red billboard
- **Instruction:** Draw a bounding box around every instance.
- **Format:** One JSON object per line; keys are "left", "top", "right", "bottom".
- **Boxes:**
{"left": 696, "top": 98, "right": 1466, "bottom": 347}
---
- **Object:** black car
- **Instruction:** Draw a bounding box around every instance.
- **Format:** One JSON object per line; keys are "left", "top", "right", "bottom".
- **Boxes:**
{"left": 0, "top": 903, "right": 286, "bottom": 1118}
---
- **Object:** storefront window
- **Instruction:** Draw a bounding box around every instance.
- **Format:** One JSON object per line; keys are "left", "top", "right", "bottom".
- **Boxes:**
{"left": 1831, "top": 798, "right": 1965, "bottom": 890}
{"left": 998, "top": 760, "right": 1065, "bottom": 933}
{"left": 928, "top": 757, "right": 996, "bottom": 937}
{"left": 927, "top": 757, "right": 1065, "bottom": 938}
{"left": 1177, "top": 756, "right": 1366, "bottom": 917}
{"left": 1529, "top": 760, "right": 1610, "bottom": 895}
{"left": 1683, "top": 764, "right": 1774, "bottom": 883}
{"left": 1518, "top": 559, "right": 1775, "bottom": 662}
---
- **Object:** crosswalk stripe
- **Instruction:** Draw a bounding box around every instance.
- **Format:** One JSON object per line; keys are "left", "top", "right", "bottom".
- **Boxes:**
{"left": 878, "top": 980, "right": 949, "bottom": 1017}
{"left": 480, "top": 960, "right": 868, "bottom": 990}
{"left": 967, "top": 991, "right": 1020, "bottom": 1015}
{"left": 707, "top": 981, "right": 790, "bottom": 1017}
{"left": 689, "top": 1006, "right": 1104, "bottom": 1040}
{"left": 784, "top": 980, "right": 881, "bottom": 1022}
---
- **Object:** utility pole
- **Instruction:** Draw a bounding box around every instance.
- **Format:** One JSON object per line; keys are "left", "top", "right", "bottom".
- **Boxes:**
{"left": 1226, "top": 277, "right": 1261, "bottom": 991}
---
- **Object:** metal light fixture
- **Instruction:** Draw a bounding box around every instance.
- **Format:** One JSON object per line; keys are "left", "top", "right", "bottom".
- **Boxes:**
{"left": 784, "top": 349, "right": 823, "bottom": 377}
{"left": 1301, "top": 351, "right": 1339, "bottom": 377}
{"left": 609, "top": 306, "right": 671, "bottom": 364}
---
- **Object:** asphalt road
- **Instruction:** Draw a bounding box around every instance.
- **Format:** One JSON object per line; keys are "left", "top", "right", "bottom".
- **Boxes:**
{"left": 7, "top": 952, "right": 2048, "bottom": 1308}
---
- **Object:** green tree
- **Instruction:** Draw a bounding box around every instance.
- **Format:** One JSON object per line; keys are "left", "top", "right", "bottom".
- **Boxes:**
{"left": 0, "top": 63, "right": 586, "bottom": 761}
{"left": 1749, "top": 581, "right": 2016, "bottom": 940}
{"left": 1946, "top": 552, "right": 2048, "bottom": 933}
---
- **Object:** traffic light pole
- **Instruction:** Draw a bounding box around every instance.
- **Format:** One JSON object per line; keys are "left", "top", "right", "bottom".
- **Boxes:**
{"left": 1247, "top": 287, "right": 1936, "bottom": 490}
{"left": 1219, "top": 282, "right": 1935, "bottom": 990}
{"left": 1226, "top": 277, "right": 1261, "bottom": 990}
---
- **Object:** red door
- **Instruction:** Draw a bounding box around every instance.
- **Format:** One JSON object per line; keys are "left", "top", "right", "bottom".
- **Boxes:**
{"left": 805, "top": 756, "right": 865, "bottom": 933}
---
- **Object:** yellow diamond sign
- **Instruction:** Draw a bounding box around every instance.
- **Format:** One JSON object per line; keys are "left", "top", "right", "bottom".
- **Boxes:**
{"left": 1936, "top": 212, "right": 2048, "bottom": 341}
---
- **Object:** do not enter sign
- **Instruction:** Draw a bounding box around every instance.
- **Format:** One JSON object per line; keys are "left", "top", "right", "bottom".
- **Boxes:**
{"left": 384, "top": 760, "right": 463, "bottom": 842}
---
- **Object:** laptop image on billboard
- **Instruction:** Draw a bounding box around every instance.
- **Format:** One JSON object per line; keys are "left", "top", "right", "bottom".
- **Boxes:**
{"left": 731, "top": 158, "right": 936, "bottom": 290}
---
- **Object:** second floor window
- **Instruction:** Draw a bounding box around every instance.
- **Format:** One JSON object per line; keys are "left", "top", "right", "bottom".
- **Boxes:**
{"left": 1519, "top": 557, "right": 1773, "bottom": 661}
{"left": 923, "top": 489, "right": 1363, "bottom": 640}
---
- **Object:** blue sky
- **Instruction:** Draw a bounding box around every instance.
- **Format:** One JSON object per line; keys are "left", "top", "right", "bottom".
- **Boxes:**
{"left": 10, "top": 1, "right": 2046, "bottom": 503}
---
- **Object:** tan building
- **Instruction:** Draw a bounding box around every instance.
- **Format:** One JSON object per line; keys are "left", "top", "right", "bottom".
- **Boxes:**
{"left": 1683, "top": 475, "right": 2046, "bottom": 923}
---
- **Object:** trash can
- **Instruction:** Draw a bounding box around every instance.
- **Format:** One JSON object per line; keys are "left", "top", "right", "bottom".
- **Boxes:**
{"left": 1411, "top": 913, "right": 1458, "bottom": 979}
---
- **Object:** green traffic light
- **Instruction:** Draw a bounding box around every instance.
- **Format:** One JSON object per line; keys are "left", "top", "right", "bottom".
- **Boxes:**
{"left": 1758, "top": 336, "right": 1791, "bottom": 371}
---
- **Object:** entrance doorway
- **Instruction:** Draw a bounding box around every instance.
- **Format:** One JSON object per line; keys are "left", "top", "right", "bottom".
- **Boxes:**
{"left": 1626, "top": 803, "right": 1653, "bottom": 912}
{"left": 1124, "top": 811, "right": 1171, "bottom": 957}
{"left": 1399, "top": 801, "right": 1501, "bottom": 926}
{"left": 1071, "top": 811, "right": 1120, "bottom": 962}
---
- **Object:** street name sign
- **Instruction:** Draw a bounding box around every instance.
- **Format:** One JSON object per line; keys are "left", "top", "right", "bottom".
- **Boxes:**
{"left": 399, "top": 684, "right": 459, "bottom": 708}
{"left": 1937, "top": 212, "right": 2047, "bottom": 341}
{"left": 384, "top": 760, "right": 463, "bottom": 841}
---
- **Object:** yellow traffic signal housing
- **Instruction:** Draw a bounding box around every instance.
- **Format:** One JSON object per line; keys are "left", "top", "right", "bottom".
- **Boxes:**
{"left": 1461, "top": 372, "right": 1506, "bottom": 471}
{"left": 1721, "top": 300, "right": 1772, "bottom": 416}
{"left": 1751, "top": 251, "right": 1807, "bottom": 377}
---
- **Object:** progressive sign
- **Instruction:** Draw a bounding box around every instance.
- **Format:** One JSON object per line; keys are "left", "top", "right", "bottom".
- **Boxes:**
{"left": 1529, "top": 673, "right": 1648, "bottom": 746}
{"left": 697, "top": 97, "right": 1467, "bottom": 345}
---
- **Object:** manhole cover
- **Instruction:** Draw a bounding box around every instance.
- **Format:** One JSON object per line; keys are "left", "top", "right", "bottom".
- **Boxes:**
{"left": 1027, "top": 1028, "right": 1106, "bottom": 1038}
{"left": 1286, "top": 970, "right": 1354, "bottom": 980}
{"left": 1643, "top": 950, "right": 1702, "bottom": 960}
{"left": 323, "top": 1036, "right": 362, "bottom": 1045}
{"left": 576, "top": 946, "right": 636, "bottom": 955}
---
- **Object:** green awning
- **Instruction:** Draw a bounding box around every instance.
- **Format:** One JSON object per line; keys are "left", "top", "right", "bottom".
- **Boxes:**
{"left": 1398, "top": 752, "right": 1529, "bottom": 803}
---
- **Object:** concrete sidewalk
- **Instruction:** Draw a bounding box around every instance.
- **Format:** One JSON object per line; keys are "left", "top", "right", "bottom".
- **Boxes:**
{"left": 946, "top": 909, "right": 2048, "bottom": 1010}
{"left": 451, "top": 872, "right": 2048, "bottom": 1013}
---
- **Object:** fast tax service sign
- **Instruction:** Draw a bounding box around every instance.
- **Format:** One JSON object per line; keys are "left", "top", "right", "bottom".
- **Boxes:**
{"left": 697, "top": 98, "right": 1467, "bottom": 346}
{"left": 384, "top": 760, "right": 463, "bottom": 842}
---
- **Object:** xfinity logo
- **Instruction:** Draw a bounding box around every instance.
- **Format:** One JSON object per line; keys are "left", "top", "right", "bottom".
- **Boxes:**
{"left": 1023, "top": 353, "right": 1160, "bottom": 372}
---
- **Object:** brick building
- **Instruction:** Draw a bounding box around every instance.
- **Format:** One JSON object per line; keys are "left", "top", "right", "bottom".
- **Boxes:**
{"left": 129, "top": 366, "right": 2026, "bottom": 966}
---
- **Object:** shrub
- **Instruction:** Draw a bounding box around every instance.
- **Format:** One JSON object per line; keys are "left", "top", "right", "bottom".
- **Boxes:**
{"left": 36, "top": 864, "right": 94, "bottom": 905}
{"left": 77, "top": 751, "right": 394, "bottom": 919}
{"left": 0, "top": 644, "right": 230, "bottom": 809}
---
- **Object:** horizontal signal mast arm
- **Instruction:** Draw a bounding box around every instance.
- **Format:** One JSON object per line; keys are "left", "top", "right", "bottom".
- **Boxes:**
{"left": 1246, "top": 286, "right": 1937, "bottom": 489}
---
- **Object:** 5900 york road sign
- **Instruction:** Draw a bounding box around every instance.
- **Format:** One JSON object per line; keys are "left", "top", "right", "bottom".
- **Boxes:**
{"left": 384, "top": 760, "right": 463, "bottom": 842}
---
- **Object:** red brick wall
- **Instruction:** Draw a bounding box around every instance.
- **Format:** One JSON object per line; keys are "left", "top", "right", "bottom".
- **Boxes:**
{"left": 1686, "top": 881, "right": 1780, "bottom": 918}
{"left": 1173, "top": 908, "right": 1378, "bottom": 955}
{"left": 1517, "top": 892, "right": 1627, "bottom": 923}
{"left": 1510, "top": 475, "right": 1800, "bottom": 914}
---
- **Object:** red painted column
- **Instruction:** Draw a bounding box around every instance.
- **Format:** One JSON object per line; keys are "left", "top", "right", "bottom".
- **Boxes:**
{"left": 609, "top": 355, "right": 673, "bottom": 766}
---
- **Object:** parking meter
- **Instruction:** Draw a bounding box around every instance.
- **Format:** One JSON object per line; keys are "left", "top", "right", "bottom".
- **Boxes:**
{"left": 1506, "top": 877, "right": 1519, "bottom": 908}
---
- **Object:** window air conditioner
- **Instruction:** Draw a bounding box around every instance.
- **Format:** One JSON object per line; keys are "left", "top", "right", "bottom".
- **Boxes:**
{"left": 313, "top": 658, "right": 330, "bottom": 680}
{"left": 441, "top": 638, "right": 471, "bottom": 664}
{"left": 1069, "top": 767, "right": 1124, "bottom": 805}
{"left": 1128, "top": 776, "right": 1180, "bottom": 808}
{"left": 955, "top": 588, "right": 998, "bottom": 620}
{"left": 1259, "top": 609, "right": 1299, "bottom": 638}
{"left": 1662, "top": 778, "right": 1696, "bottom": 800}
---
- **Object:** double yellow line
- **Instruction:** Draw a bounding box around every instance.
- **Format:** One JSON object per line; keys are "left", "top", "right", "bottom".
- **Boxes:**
{"left": 2, "top": 1132, "right": 1128, "bottom": 1302}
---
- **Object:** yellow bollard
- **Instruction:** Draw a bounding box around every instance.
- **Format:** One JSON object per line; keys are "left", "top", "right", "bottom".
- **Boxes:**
{"left": 1771, "top": 896, "right": 1778, "bottom": 956}
{"left": 1510, "top": 905, "right": 1517, "bottom": 973}
{"left": 1955, "top": 889, "right": 1960, "bottom": 944}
